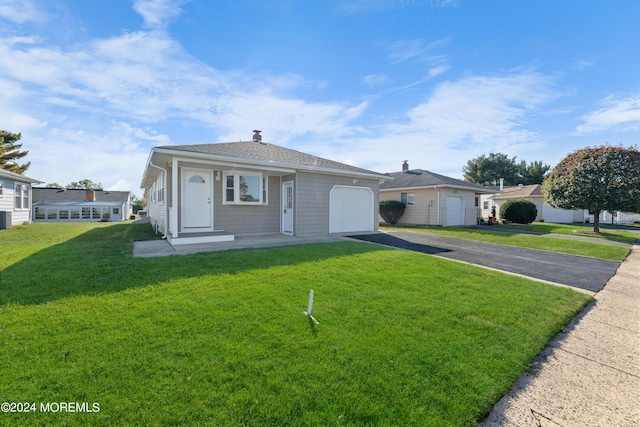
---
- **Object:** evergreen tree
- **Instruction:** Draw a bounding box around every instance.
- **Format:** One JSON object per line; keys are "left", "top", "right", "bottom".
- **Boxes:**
{"left": 0, "top": 130, "right": 30, "bottom": 174}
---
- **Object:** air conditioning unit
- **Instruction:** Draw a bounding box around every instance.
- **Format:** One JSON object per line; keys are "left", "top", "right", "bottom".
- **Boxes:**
{"left": 0, "top": 211, "right": 12, "bottom": 229}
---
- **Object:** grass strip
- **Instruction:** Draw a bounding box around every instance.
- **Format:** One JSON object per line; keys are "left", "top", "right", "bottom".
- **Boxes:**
{"left": 383, "top": 224, "right": 631, "bottom": 261}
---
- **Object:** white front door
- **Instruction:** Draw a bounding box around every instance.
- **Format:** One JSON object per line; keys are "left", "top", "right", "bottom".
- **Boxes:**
{"left": 182, "top": 169, "right": 213, "bottom": 231}
{"left": 282, "top": 181, "right": 293, "bottom": 234}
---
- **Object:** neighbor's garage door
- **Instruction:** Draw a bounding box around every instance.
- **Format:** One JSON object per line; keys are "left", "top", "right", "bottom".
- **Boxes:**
{"left": 330, "top": 186, "right": 374, "bottom": 233}
{"left": 445, "top": 196, "right": 464, "bottom": 226}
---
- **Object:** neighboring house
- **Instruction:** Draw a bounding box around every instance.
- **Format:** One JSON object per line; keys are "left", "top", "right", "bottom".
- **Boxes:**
{"left": 32, "top": 188, "right": 132, "bottom": 222}
{"left": 479, "top": 184, "right": 583, "bottom": 223}
{"left": 140, "top": 132, "right": 390, "bottom": 246}
{"left": 0, "top": 168, "right": 44, "bottom": 227}
{"left": 379, "top": 161, "right": 497, "bottom": 226}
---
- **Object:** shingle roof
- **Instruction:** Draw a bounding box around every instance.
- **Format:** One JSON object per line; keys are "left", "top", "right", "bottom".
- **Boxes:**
{"left": 494, "top": 184, "right": 542, "bottom": 199}
{"left": 380, "top": 169, "right": 494, "bottom": 192}
{"left": 157, "top": 142, "right": 387, "bottom": 177}
{"left": 32, "top": 188, "right": 130, "bottom": 203}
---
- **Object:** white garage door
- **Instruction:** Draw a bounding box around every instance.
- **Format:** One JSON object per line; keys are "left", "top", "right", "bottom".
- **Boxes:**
{"left": 445, "top": 196, "right": 464, "bottom": 226}
{"left": 330, "top": 186, "right": 374, "bottom": 233}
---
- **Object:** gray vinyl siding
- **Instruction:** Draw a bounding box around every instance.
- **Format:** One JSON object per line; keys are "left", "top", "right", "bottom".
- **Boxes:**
{"left": 213, "top": 174, "right": 281, "bottom": 235}
{"left": 295, "top": 172, "right": 379, "bottom": 235}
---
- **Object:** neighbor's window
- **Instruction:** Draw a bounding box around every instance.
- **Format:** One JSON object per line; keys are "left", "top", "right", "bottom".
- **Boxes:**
{"left": 401, "top": 192, "right": 415, "bottom": 206}
{"left": 483, "top": 201, "right": 489, "bottom": 209}
{"left": 0, "top": 181, "right": 3, "bottom": 197}
{"left": 224, "top": 173, "right": 267, "bottom": 204}
{"left": 35, "top": 207, "right": 45, "bottom": 220}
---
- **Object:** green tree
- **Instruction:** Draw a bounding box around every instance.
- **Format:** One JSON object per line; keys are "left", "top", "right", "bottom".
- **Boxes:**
{"left": 518, "top": 160, "right": 551, "bottom": 185}
{"left": 463, "top": 153, "right": 520, "bottom": 186}
{"left": 0, "top": 130, "right": 30, "bottom": 174}
{"left": 67, "top": 179, "right": 103, "bottom": 190}
{"left": 542, "top": 145, "right": 640, "bottom": 233}
{"left": 46, "top": 183, "right": 64, "bottom": 188}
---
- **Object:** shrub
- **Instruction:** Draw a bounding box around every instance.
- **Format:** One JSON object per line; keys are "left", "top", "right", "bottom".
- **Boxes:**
{"left": 499, "top": 199, "right": 537, "bottom": 224}
{"left": 379, "top": 200, "right": 406, "bottom": 225}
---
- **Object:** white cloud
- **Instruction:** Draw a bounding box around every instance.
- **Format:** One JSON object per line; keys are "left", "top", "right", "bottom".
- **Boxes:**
{"left": 335, "top": 0, "right": 455, "bottom": 14}
{"left": 27, "top": 123, "right": 162, "bottom": 194}
{"left": 132, "top": 0, "right": 187, "bottom": 30}
{"left": 362, "top": 73, "right": 391, "bottom": 87}
{"left": 388, "top": 37, "right": 450, "bottom": 64}
{"left": 0, "top": 0, "right": 43, "bottom": 23}
{"left": 576, "top": 94, "right": 640, "bottom": 133}
{"left": 309, "top": 71, "right": 557, "bottom": 176}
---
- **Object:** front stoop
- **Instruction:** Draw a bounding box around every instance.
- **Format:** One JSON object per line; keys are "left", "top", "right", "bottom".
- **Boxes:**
{"left": 169, "top": 231, "right": 235, "bottom": 246}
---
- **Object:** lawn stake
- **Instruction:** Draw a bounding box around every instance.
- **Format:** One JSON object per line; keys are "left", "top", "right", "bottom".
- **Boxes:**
{"left": 304, "top": 290, "right": 319, "bottom": 324}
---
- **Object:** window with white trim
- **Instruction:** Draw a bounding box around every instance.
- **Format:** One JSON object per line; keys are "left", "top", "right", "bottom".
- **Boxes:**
{"left": 14, "top": 183, "right": 22, "bottom": 209}
{"left": 156, "top": 173, "right": 165, "bottom": 204}
{"left": 483, "top": 201, "right": 489, "bottom": 209}
{"left": 401, "top": 192, "right": 415, "bottom": 206}
{"left": 23, "top": 185, "right": 29, "bottom": 209}
{"left": 224, "top": 173, "right": 267, "bottom": 204}
{"left": 0, "top": 181, "right": 3, "bottom": 197}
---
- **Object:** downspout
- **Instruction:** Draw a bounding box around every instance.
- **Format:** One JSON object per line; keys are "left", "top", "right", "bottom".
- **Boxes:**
{"left": 147, "top": 160, "right": 168, "bottom": 239}
{"left": 435, "top": 187, "right": 441, "bottom": 226}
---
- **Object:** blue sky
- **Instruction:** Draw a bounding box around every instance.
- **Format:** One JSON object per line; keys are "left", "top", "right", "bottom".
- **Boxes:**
{"left": 1, "top": 0, "right": 639, "bottom": 195}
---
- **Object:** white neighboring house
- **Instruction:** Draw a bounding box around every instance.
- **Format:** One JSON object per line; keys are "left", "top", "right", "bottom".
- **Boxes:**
{"left": 479, "top": 184, "right": 583, "bottom": 223}
{"left": 0, "top": 168, "right": 44, "bottom": 227}
{"left": 32, "top": 188, "right": 133, "bottom": 222}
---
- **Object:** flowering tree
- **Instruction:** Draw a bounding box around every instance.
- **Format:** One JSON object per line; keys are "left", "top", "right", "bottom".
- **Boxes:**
{"left": 542, "top": 145, "right": 640, "bottom": 232}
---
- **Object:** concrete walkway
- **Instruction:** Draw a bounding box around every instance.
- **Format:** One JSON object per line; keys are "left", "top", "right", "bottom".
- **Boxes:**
{"left": 133, "top": 233, "right": 352, "bottom": 258}
{"left": 478, "top": 244, "right": 640, "bottom": 426}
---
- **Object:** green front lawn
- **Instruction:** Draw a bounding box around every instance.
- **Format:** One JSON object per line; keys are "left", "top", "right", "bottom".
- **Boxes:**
{"left": 383, "top": 224, "right": 632, "bottom": 261}
{"left": 1, "top": 223, "right": 591, "bottom": 426}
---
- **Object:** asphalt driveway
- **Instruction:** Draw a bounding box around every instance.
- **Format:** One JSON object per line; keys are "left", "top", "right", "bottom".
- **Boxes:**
{"left": 347, "top": 231, "right": 621, "bottom": 293}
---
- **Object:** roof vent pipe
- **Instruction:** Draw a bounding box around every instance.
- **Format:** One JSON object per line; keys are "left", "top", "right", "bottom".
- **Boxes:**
{"left": 252, "top": 130, "right": 262, "bottom": 142}
{"left": 402, "top": 160, "right": 409, "bottom": 172}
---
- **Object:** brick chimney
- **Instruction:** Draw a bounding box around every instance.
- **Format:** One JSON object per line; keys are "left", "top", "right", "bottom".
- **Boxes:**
{"left": 252, "top": 130, "right": 262, "bottom": 142}
{"left": 402, "top": 160, "right": 409, "bottom": 172}
{"left": 86, "top": 189, "right": 96, "bottom": 202}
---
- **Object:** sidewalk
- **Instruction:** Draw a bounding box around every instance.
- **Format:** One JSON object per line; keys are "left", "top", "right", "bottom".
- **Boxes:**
{"left": 478, "top": 244, "right": 640, "bottom": 426}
